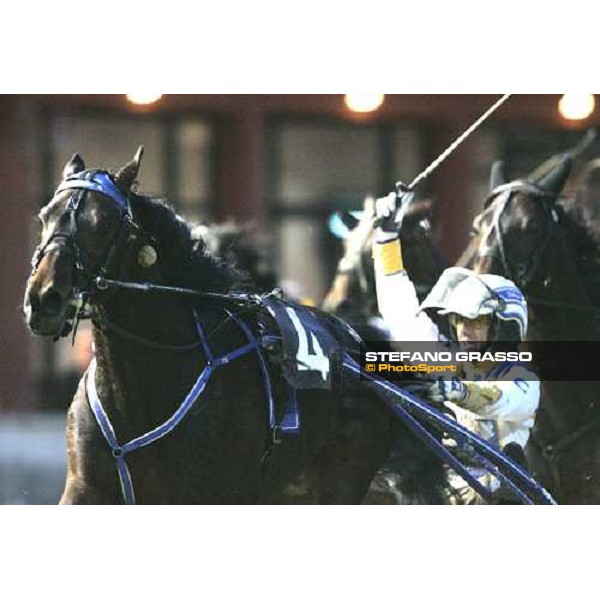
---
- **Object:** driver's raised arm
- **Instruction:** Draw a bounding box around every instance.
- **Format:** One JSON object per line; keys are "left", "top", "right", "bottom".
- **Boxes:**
{"left": 372, "top": 191, "right": 440, "bottom": 342}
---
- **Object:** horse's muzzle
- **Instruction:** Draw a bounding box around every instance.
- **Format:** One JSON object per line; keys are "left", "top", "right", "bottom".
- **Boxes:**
{"left": 24, "top": 284, "right": 72, "bottom": 337}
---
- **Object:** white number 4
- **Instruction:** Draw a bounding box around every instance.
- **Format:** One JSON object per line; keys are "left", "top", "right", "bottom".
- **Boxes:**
{"left": 285, "top": 307, "right": 330, "bottom": 381}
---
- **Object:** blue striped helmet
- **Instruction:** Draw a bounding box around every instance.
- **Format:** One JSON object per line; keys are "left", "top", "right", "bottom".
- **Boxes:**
{"left": 419, "top": 267, "right": 528, "bottom": 340}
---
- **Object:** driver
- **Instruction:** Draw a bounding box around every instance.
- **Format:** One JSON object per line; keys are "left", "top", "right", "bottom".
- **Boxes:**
{"left": 372, "top": 190, "right": 540, "bottom": 503}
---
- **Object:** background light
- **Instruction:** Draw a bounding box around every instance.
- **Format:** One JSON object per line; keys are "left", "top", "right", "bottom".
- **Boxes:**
{"left": 126, "top": 93, "right": 163, "bottom": 106}
{"left": 344, "top": 94, "right": 385, "bottom": 113}
{"left": 558, "top": 94, "right": 595, "bottom": 121}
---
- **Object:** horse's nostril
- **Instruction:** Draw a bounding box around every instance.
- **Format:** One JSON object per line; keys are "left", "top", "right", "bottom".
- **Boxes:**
{"left": 39, "top": 289, "right": 64, "bottom": 316}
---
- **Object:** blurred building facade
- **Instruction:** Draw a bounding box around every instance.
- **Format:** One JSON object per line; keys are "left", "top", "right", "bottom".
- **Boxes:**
{"left": 1, "top": 94, "right": 596, "bottom": 414}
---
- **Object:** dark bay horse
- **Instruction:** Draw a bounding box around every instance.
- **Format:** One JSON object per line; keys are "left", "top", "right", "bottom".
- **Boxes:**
{"left": 468, "top": 156, "right": 600, "bottom": 503}
{"left": 23, "top": 149, "right": 432, "bottom": 504}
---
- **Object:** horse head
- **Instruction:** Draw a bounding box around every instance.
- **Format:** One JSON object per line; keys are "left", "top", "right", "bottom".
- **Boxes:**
{"left": 471, "top": 156, "right": 572, "bottom": 290}
{"left": 24, "top": 148, "right": 152, "bottom": 337}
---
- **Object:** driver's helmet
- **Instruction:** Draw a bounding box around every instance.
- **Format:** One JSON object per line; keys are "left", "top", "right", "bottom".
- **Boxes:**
{"left": 419, "top": 267, "right": 528, "bottom": 342}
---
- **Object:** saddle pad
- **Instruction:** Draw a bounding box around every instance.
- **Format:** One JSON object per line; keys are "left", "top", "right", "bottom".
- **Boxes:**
{"left": 262, "top": 297, "right": 342, "bottom": 390}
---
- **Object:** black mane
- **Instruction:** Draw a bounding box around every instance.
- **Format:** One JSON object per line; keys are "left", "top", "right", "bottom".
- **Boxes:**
{"left": 129, "top": 194, "right": 251, "bottom": 293}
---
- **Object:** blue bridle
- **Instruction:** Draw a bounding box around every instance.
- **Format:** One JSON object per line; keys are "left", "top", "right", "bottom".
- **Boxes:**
{"left": 56, "top": 170, "right": 132, "bottom": 217}
{"left": 30, "top": 169, "right": 145, "bottom": 341}
{"left": 33, "top": 170, "right": 137, "bottom": 282}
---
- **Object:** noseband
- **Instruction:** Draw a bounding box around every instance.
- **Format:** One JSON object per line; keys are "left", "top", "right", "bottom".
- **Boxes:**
{"left": 480, "top": 181, "right": 560, "bottom": 289}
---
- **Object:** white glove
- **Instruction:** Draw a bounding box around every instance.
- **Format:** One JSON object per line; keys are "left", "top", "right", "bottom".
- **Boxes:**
{"left": 427, "top": 379, "right": 467, "bottom": 404}
{"left": 373, "top": 184, "right": 414, "bottom": 241}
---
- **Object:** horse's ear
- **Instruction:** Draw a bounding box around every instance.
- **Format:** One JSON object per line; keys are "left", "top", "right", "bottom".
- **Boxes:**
{"left": 490, "top": 160, "right": 507, "bottom": 191}
{"left": 62, "top": 153, "right": 85, "bottom": 179}
{"left": 114, "top": 145, "right": 144, "bottom": 192}
{"left": 538, "top": 156, "right": 572, "bottom": 197}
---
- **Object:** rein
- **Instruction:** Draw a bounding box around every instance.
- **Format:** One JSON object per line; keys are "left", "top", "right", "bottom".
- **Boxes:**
{"left": 95, "top": 275, "right": 264, "bottom": 305}
{"left": 91, "top": 275, "right": 279, "bottom": 352}
{"left": 342, "top": 354, "right": 555, "bottom": 504}
{"left": 91, "top": 277, "right": 283, "bottom": 353}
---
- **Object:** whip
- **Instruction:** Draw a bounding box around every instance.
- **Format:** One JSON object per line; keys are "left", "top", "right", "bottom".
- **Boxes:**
{"left": 396, "top": 94, "right": 512, "bottom": 218}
